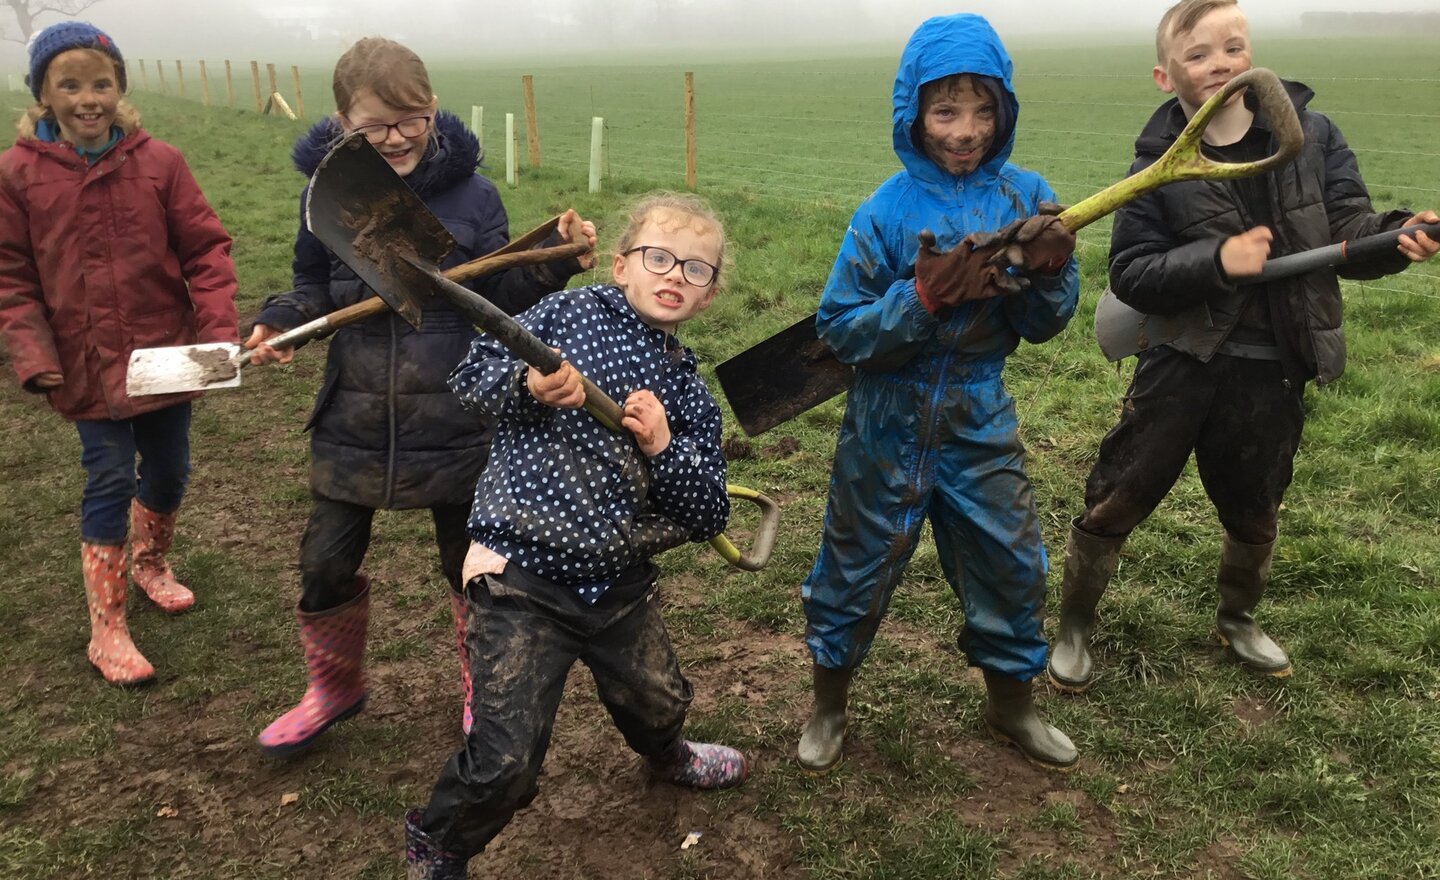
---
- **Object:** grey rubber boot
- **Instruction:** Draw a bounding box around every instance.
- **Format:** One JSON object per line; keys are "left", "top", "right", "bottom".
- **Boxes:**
{"left": 983, "top": 669, "right": 1079, "bottom": 771}
{"left": 797, "top": 664, "right": 852, "bottom": 773}
{"left": 1215, "top": 533, "right": 1292, "bottom": 677}
{"left": 1047, "top": 520, "right": 1125, "bottom": 693}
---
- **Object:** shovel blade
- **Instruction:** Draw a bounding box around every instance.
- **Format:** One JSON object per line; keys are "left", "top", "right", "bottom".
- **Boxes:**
{"left": 715, "top": 313, "right": 853, "bottom": 436}
{"left": 127, "top": 343, "right": 243, "bottom": 396}
{"left": 305, "top": 132, "right": 455, "bottom": 328}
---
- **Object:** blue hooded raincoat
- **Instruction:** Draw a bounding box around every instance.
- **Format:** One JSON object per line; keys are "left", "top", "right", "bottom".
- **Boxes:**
{"left": 801, "top": 14, "right": 1079, "bottom": 679}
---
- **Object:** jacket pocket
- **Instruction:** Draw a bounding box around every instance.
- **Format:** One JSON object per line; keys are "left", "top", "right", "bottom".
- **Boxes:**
{"left": 305, "top": 372, "right": 340, "bottom": 432}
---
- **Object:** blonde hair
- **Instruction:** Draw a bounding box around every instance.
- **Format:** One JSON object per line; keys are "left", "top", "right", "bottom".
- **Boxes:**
{"left": 1156, "top": 0, "right": 1240, "bottom": 63}
{"left": 332, "top": 37, "right": 432, "bottom": 114}
{"left": 614, "top": 192, "right": 728, "bottom": 289}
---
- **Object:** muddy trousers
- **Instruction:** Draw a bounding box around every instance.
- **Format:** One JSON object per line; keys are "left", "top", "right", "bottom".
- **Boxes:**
{"left": 296, "top": 495, "right": 469, "bottom": 612}
{"left": 418, "top": 564, "right": 692, "bottom": 860}
{"left": 1077, "top": 348, "right": 1304, "bottom": 544}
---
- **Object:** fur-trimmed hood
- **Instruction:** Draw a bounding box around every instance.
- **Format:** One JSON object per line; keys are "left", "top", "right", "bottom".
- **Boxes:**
{"left": 13, "top": 100, "right": 140, "bottom": 143}
{"left": 291, "top": 109, "right": 481, "bottom": 197}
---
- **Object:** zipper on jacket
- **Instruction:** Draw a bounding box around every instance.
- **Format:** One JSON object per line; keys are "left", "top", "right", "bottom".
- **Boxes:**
{"left": 384, "top": 312, "right": 399, "bottom": 508}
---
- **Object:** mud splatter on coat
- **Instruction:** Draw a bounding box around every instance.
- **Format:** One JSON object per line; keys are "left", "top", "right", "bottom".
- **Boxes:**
{"left": 448, "top": 283, "right": 728, "bottom": 587}
{"left": 802, "top": 13, "right": 1079, "bottom": 678}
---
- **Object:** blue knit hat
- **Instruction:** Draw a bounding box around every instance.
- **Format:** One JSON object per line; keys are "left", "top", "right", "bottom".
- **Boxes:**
{"left": 26, "top": 20, "right": 126, "bottom": 99}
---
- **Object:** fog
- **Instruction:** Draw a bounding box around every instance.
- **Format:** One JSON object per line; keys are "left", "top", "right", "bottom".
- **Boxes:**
{"left": 4, "top": 0, "right": 1439, "bottom": 68}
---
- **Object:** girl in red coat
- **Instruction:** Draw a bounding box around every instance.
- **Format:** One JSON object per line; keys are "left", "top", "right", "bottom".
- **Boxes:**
{"left": 0, "top": 22, "right": 239, "bottom": 686}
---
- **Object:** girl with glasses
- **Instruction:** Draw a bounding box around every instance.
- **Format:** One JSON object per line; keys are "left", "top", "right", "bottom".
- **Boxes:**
{"left": 245, "top": 37, "right": 597, "bottom": 757}
{"left": 403, "top": 193, "right": 744, "bottom": 877}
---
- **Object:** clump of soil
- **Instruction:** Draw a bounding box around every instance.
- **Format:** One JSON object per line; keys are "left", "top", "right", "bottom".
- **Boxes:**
{"left": 723, "top": 436, "right": 754, "bottom": 460}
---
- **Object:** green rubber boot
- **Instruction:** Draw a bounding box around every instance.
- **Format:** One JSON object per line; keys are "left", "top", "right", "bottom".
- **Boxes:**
{"left": 983, "top": 669, "right": 1078, "bottom": 771}
{"left": 797, "top": 664, "right": 852, "bottom": 773}
{"left": 1047, "top": 519, "right": 1125, "bottom": 693}
{"left": 1215, "top": 534, "right": 1292, "bottom": 678}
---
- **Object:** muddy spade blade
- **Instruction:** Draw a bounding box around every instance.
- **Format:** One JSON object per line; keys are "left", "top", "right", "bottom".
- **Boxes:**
{"left": 305, "top": 131, "right": 455, "bottom": 328}
{"left": 126, "top": 343, "right": 244, "bottom": 396}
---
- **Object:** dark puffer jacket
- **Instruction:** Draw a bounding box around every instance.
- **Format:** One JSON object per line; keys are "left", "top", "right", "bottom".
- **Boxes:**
{"left": 1109, "top": 80, "right": 1411, "bottom": 385}
{"left": 256, "top": 111, "right": 578, "bottom": 509}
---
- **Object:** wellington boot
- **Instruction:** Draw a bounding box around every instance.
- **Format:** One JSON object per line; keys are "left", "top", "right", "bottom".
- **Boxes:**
{"left": 449, "top": 589, "right": 473, "bottom": 736}
{"left": 1047, "top": 520, "right": 1125, "bottom": 693}
{"left": 129, "top": 499, "right": 194, "bottom": 614}
{"left": 983, "top": 669, "right": 1078, "bottom": 771}
{"left": 1215, "top": 534, "right": 1291, "bottom": 677}
{"left": 797, "top": 663, "right": 852, "bottom": 773}
{"left": 258, "top": 579, "right": 369, "bottom": 756}
{"left": 82, "top": 542, "right": 155, "bottom": 686}
{"left": 403, "top": 808, "right": 468, "bottom": 880}
{"left": 647, "top": 738, "right": 749, "bottom": 789}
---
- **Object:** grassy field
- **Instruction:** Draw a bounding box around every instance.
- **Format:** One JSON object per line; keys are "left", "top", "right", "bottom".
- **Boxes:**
{"left": 2, "top": 37, "right": 1439, "bottom": 879}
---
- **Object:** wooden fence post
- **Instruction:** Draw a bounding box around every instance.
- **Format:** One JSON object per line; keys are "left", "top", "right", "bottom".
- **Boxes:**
{"left": 136, "top": 59, "right": 148, "bottom": 90}
{"left": 521, "top": 74, "right": 540, "bottom": 168}
{"left": 199, "top": 60, "right": 210, "bottom": 106}
{"left": 291, "top": 65, "right": 304, "bottom": 118}
{"left": 250, "top": 61, "right": 261, "bottom": 112}
{"left": 224, "top": 60, "right": 235, "bottom": 108}
{"left": 471, "top": 105, "right": 483, "bottom": 152}
{"left": 266, "top": 63, "right": 278, "bottom": 101}
{"left": 155, "top": 60, "right": 167, "bottom": 95}
{"left": 684, "top": 71, "right": 697, "bottom": 190}
{"left": 505, "top": 113, "right": 517, "bottom": 186}
{"left": 588, "top": 117, "right": 605, "bottom": 194}
{"left": 174, "top": 60, "right": 186, "bottom": 99}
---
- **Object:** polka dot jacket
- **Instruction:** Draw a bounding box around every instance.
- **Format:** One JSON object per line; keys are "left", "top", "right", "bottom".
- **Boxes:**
{"left": 448, "top": 283, "right": 730, "bottom": 587}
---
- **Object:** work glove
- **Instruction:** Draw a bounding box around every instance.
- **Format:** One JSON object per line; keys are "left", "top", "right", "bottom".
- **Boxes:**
{"left": 914, "top": 203, "right": 1074, "bottom": 313}
{"left": 915, "top": 230, "right": 1020, "bottom": 311}
{"left": 973, "top": 202, "right": 1076, "bottom": 276}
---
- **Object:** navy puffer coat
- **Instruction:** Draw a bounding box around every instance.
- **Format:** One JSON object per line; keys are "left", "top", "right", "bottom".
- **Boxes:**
{"left": 256, "top": 111, "right": 579, "bottom": 509}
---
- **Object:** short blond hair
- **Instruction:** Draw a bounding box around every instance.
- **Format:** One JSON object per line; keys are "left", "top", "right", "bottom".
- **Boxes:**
{"left": 1156, "top": 0, "right": 1240, "bottom": 63}
{"left": 614, "top": 192, "right": 728, "bottom": 289}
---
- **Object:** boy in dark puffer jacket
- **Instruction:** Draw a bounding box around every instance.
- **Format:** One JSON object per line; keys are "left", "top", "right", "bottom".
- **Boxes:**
{"left": 1050, "top": 0, "right": 1438, "bottom": 693}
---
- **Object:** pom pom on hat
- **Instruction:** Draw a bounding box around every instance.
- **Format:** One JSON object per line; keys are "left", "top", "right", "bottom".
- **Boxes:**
{"left": 26, "top": 21, "right": 126, "bottom": 99}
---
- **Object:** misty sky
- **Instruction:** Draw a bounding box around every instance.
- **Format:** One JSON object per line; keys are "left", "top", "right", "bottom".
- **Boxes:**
{"left": 4, "top": 0, "right": 1439, "bottom": 66}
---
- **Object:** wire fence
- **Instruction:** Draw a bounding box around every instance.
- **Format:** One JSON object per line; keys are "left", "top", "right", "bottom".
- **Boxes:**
{"left": 16, "top": 59, "right": 1431, "bottom": 298}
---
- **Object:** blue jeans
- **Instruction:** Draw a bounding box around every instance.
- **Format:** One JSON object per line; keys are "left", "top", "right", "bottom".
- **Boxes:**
{"left": 74, "top": 403, "right": 192, "bottom": 545}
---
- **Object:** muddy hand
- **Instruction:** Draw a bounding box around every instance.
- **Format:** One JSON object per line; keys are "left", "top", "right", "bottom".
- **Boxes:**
{"left": 915, "top": 229, "right": 1019, "bottom": 310}
{"left": 528, "top": 353, "right": 586, "bottom": 409}
{"left": 558, "top": 209, "right": 599, "bottom": 270}
{"left": 623, "top": 389, "right": 671, "bottom": 457}
{"left": 244, "top": 324, "right": 295, "bottom": 365}
{"left": 1399, "top": 210, "right": 1440, "bottom": 262}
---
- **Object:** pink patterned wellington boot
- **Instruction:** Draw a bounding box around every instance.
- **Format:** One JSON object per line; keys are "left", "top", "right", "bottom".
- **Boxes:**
{"left": 258, "top": 578, "right": 370, "bottom": 757}
{"left": 129, "top": 499, "right": 195, "bottom": 613}
{"left": 449, "top": 589, "right": 474, "bottom": 735}
{"left": 647, "top": 738, "right": 749, "bottom": 789}
{"left": 82, "top": 542, "right": 155, "bottom": 686}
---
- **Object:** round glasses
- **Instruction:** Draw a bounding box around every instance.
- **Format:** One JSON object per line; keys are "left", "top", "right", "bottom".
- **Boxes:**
{"left": 347, "top": 114, "right": 432, "bottom": 145}
{"left": 624, "top": 246, "right": 719, "bottom": 288}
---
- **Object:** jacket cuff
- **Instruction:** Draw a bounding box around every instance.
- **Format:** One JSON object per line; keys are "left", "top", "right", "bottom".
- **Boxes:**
{"left": 913, "top": 276, "right": 943, "bottom": 315}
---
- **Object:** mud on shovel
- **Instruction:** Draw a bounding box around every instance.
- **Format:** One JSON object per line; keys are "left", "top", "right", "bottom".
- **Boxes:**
{"left": 126, "top": 203, "right": 586, "bottom": 396}
{"left": 306, "top": 132, "right": 781, "bottom": 572}
{"left": 715, "top": 67, "right": 1305, "bottom": 436}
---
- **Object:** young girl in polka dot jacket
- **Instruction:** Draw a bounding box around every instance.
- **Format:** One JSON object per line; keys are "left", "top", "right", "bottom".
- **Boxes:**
{"left": 402, "top": 193, "right": 747, "bottom": 877}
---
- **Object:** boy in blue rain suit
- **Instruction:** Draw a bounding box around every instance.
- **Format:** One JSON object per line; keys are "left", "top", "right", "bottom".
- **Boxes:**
{"left": 797, "top": 13, "right": 1082, "bottom": 772}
